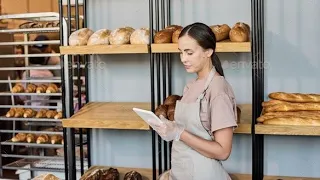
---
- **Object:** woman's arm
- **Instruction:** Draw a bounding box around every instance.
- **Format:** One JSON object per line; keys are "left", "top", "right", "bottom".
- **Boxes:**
{"left": 179, "top": 127, "right": 234, "bottom": 160}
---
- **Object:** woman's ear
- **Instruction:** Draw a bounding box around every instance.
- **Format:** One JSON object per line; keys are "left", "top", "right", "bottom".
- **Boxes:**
{"left": 205, "top": 48, "right": 214, "bottom": 58}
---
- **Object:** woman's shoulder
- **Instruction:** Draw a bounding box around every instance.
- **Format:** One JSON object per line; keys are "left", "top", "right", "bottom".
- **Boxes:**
{"left": 207, "top": 76, "right": 235, "bottom": 99}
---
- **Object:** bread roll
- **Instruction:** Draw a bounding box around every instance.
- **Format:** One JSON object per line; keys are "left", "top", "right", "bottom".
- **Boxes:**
{"left": 269, "top": 92, "right": 320, "bottom": 103}
{"left": 164, "top": 95, "right": 181, "bottom": 105}
{"left": 46, "top": 83, "right": 59, "bottom": 93}
{"left": 36, "top": 109, "right": 48, "bottom": 118}
{"left": 12, "top": 133, "right": 27, "bottom": 142}
{"left": 80, "top": 167, "right": 101, "bottom": 180}
{"left": 69, "top": 28, "right": 94, "bottom": 46}
{"left": 130, "top": 28, "right": 150, "bottom": 44}
{"left": 87, "top": 29, "right": 111, "bottom": 45}
{"left": 25, "top": 83, "right": 37, "bottom": 93}
{"left": 100, "top": 167, "right": 119, "bottom": 180}
{"left": 109, "top": 27, "right": 134, "bottom": 45}
{"left": 6, "top": 108, "right": 16, "bottom": 117}
{"left": 124, "top": 171, "right": 142, "bottom": 180}
{"left": 172, "top": 28, "right": 183, "bottom": 43}
{"left": 165, "top": 25, "right": 183, "bottom": 32}
{"left": 14, "top": 108, "right": 24, "bottom": 118}
{"left": 167, "top": 104, "right": 176, "bottom": 121}
{"left": 46, "top": 110, "right": 58, "bottom": 118}
{"left": 210, "top": 24, "right": 231, "bottom": 42}
{"left": 32, "top": 173, "right": 60, "bottom": 180}
{"left": 27, "top": 134, "right": 36, "bottom": 143}
{"left": 229, "top": 22, "right": 250, "bottom": 42}
{"left": 36, "top": 134, "right": 49, "bottom": 144}
{"left": 23, "top": 109, "right": 37, "bottom": 118}
{"left": 155, "top": 104, "right": 168, "bottom": 118}
{"left": 36, "top": 84, "right": 48, "bottom": 93}
{"left": 12, "top": 84, "right": 24, "bottom": 93}
{"left": 154, "top": 29, "right": 173, "bottom": 44}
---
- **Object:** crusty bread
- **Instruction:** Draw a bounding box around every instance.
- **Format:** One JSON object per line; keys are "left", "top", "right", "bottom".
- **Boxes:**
{"left": 264, "top": 111, "right": 320, "bottom": 117}
{"left": 229, "top": 22, "right": 250, "bottom": 42}
{"left": 87, "top": 29, "right": 111, "bottom": 45}
{"left": 130, "top": 28, "right": 150, "bottom": 44}
{"left": 264, "top": 102, "right": 320, "bottom": 112}
{"left": 210, "top": 24, "right": 231, "bottom": 42}
{"left": 257, "top": 113, "right": 320, "bottom": 122}
{"left": 69, "top": 28, "right": 94, "bottom": 46}
{"left": 154, "top": 29, "right": 173, "bottom": 44}
{"left": 165, "top": 25, "right": 183, "bottom": 32}
{"left": 262, "top": 99, "right": 288, "bottom": 107}
{"left": 109, "top": 27, "right": 134, "bottom": 45}
{"left": 263, "top": 117, "right": 320, "bottom": 126}
{"left": 32, "top": 173, "right": 60, "bottom": 180}
{"left": 172, "top": 28, "right": 183, "bottom": 43}
{"left": 269, "top": 92, "right": 320, "bottom": 103}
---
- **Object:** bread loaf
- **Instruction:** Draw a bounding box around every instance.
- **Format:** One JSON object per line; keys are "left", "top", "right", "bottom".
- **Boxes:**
{"left": 229, "top": 22, "right": 250, "bottom": 42}
{"left": 32, "top": 173, "right": 60, "bottom": 180}
{"left": 100, "top": 167, "right": 119, "bottom": 180}
{"left": 236, "top": 106, "right": 241, "bottom": 123}
{"left": 109, "top": 27, "right": 135, "bottom": 45}
{"left": 210, "top": 24, "right": 231, "bottom": 42}
{"left": 80, "top": 167, "right": 102, "bottom": 180}
{"left": 264, "top": 102, "right": 320, "bottom": 112}
{"left": 262, "top": 99, "right": 287, "bottom": 107}
{"left": 124, "top": 171, "right": 142, "bottom": 180}
{"left": 269, "top": 92, "right": 320, "bottom": 103}
{"left": 264, "top": 110, "right": 320, "bottom": 117}
{"left": 167, "top": 104, "right": 176, "bottom": 121}
{"left": 165, "top": 25, "right": 183, "bottom": 32}
{"left": 164, "top": 95, "right": 181, "bottom": 105}
{"left": 155, "top": 104, "right": 168, "bottom": 119}
{"left": 87, "top": 29, "right": 111, "bottom": 45}
{"left": 258, "top": 114, "right": 320, "bottom": 123}
{"left": 172, "top": 28, "right": 183, "bottom": 43}
{"left": 69, "top": 28, "right": 94, "bottom": 46}
{"left": 263, "top": 117, "right": 320, "bottom": 126}
{"left": 130, "top": 28, "right": 150, "bottom": 44}
{"left": 154, "top": 29, "right": 173, "bottom": 44}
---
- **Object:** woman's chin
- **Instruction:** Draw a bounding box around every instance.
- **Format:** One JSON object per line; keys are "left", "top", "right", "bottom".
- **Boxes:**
{"left": 185, "top": 68, "right": 195, "bottom": 73}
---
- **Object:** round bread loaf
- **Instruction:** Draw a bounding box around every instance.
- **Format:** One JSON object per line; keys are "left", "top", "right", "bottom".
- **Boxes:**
{"left": 109, "top": 27, "right": 135, "bottom": 45}
{"left": 154, "top": 29, "right": 173, "bottom": 44}
{"left": 167, "top": 104, "right": 176, "bottom": 121}
{"left": 165, "top": 25, "right": 183, "bottom": 32}
{"left": 172, "top": 28, "right": 183, "bottom": 43}
{"left": 164, "top": 95, "right": 181, "bottom": 105}
{"left": 229, "top": 27, "right": 249, "bottom": 42}
{"left": 69, "top": 28, "right": 94, "bottom": 46}
{"left": 124, "top": 171, "right": 142, "bottom": 180}
{"left": 210, "top": 24, "right": 231, "bottom": 42}
{"left": 100, "top": 167, "right": 119, "bottom": 180}
{"left": 155, "top": 104, "right": 168, "bottom": 118}
{"left": 234, "top": 22, "right": 250, "bottom": 33}
{"left": 87, "top": 29, "right": 111, "bottom": 45}
{"left": 130, "top": 28, "right": 150, "bottom": 44}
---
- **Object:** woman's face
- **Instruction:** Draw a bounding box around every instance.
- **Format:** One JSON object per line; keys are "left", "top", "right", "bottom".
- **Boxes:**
{"left": 178, "top": 34, "right": 212, "bottom": 73}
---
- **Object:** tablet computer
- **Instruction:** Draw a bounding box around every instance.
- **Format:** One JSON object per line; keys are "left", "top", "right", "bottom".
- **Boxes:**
{"left": 133, "top": 108, "right": 163, "bottom": 126}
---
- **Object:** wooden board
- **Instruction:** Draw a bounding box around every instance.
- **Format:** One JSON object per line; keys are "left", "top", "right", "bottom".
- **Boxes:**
{"left": 234, "top": 104, "right": 252, "bottom": 134}
{"left": 264, "top": 175, "right": 320, "bottom": 180}
{"left": 59, "top": 44, "right": 149, "bottom": 55}
{"left": 255, "top": 124, "right": 320, "bottom": 136}
{"left": 62, "top": 102, "right": 151, "bottom": 130}
{"left": 151, "top": 41, "right": 251, "bottom": 53}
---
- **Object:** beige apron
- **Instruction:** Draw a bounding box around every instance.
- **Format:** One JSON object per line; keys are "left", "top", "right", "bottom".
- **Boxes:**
{"left": 160, "top": 68, "right": 231, "bottom": 180}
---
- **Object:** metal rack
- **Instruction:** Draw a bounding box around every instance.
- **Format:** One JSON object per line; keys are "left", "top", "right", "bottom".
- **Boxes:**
{"left": 0, "top": 12, "right": 79, "bottom": 180}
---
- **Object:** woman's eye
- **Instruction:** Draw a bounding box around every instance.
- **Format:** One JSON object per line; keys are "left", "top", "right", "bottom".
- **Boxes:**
{"left": 187, "top": 53, "right": 193, "bottom": 55}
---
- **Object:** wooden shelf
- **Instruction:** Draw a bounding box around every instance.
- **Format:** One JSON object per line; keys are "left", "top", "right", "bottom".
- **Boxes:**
{"left": 234, "top": 104, "right": 252, "bottom": 134}
{"left": 59, "top": 44, "right": 149, "bottom": 55}
{"left": 62, "top": 102, "right": 151, "bottom": 130}
{"left": 255, "top": 124, "right": 320, "bottom": 136}
{"left": 264, "top": 175, "right": 319, "bottom": 180}
{"left": 151, "top": 41, "right": 251, "bottom": 53}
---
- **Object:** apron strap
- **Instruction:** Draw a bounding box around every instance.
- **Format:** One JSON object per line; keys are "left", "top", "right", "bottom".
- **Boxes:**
{"left": 196, "top": 67, "right": 216, "bottom": 102}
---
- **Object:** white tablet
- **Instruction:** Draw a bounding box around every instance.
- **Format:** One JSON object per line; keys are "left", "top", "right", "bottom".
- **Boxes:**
{"left": 133, "top": 108, "right": 163, "bottom": 126}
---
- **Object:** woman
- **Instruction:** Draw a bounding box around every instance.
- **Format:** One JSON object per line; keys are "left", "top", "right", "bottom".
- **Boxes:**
{"left": 149, "top": 22, "right": 238, "bottom": 180}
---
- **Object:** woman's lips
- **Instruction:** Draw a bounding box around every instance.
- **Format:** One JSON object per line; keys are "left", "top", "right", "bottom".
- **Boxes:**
{"left": 184, "top": 65, "right": 191, "bottom": 69}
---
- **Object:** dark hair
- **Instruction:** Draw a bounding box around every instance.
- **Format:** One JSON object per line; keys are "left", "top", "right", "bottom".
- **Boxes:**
{"left": 28, "top": 47, "right": 46, "bottom": 65}
{"left": 178, "top": 22, "right": 224, "bottom": 76}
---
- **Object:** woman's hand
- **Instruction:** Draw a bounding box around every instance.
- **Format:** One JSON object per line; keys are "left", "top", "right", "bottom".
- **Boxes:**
{"left": 148, "top": 116, "right": 184, "bottom": 142}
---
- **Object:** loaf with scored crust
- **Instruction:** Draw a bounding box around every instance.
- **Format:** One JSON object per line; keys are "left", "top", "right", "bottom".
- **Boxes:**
{"left": 269, "top": 92, "right": 320, "bottom": 103}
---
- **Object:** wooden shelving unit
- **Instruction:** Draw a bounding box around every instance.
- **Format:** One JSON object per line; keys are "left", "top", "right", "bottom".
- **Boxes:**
{"left": 234, "top": 104, "right": 252, "bottom": 134}
{"left": 255, "top": 124, "right": 320, "bottom": 136}
{"left": 62, "top": 102, "right": 151, "bottom": 130}
{"left": 59, "top": 44, "right": 149, "bottom": 55}
{"left": 151, "top": 41, "right": 251, "bottom": 53}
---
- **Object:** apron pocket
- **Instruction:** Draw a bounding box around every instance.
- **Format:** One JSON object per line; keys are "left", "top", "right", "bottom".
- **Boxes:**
{"left": 170, "top": 159, "right": 194, "bottom": 180}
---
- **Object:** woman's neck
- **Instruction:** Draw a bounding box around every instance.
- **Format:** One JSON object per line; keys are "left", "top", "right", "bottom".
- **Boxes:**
{"left": 197, "top": 64, "right": 213, "bottom": 80}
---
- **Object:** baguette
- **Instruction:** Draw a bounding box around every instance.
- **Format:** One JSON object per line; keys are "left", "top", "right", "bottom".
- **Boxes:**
{"left": 264, "top": 102, "right": 320, "bottom": 112}
{"left": 262, "top": 99, "right": 288, "bottom": 107}
{"left": 263, "top": 117, "right": 320, "bottom": 126}
{"left": 269, "top": 92, "right": 320, "bottom": 103}
{"left": 257, "top": 114, "right": 320, "bottom": 123}
{"left": 264, "top": 111, "right": 320, "bottom": 117}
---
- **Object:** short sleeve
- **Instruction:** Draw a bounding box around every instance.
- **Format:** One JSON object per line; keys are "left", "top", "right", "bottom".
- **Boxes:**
{"left": 210, "top": 93, "right": 238, "bottom": 133}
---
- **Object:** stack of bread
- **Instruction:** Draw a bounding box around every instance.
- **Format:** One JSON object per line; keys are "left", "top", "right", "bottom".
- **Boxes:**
{"left": 5, "top": 108, "right": 63, "bottom": 119}
{"left": 68, "top": 26, "right": 151, "bottom": 46}
{"left": 257, "top": 92, "right": 320, "bottom": 126}
{"left": 11, "top": 83, "right": 60, "bottom": 93}
{"left": 155, "top": 95, "right": 182, "bottom": 121}
{"left": 153, "top": 22, "right": 250, "bottom": 44}
{"left": 11, "top": 132, "right": 63, "bottom": 144}
{"left": 80, "top": 166, "right": 143, "bottom": 180}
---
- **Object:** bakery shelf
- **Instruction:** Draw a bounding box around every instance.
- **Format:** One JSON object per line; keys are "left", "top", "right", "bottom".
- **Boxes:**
{"left": 1, "top": 141, "right": 63, "bottom": 148}
{"left": 0, "top": 92, "right": 62, "bottom": 96}
{"left": 255, "top": 124, "right": 320, "bottom": 136}
{"left": 151, "top": 41, "right": 251, "bottom": 53}
{"left": 0, "top": 117, "right": 61, "bottom": 122}
{"left": 263, "top": 175, "right": 319, "bottom": 180}
{"left": 234, "top": 104, "right": 252, "bottom": 134}
{"left": 59, "top": 44, "right": 149, "bottom": 55}
{"left": 62, "top": 102, "right": 151, "bottom": 130}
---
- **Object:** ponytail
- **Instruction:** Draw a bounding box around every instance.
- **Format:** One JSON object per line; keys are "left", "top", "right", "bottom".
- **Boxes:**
{"left": 211, "top": 53, "right": 224, "bottom": 77}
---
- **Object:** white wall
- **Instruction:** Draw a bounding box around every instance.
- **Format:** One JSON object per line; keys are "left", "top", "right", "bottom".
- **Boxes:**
{"left": 86, "top": 0, "right": 320, "bottom": 178}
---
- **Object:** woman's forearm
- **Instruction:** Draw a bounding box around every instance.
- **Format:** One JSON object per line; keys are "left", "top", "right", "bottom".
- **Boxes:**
{"left": 179, "top": 130, "right": 231, "bottom": 160}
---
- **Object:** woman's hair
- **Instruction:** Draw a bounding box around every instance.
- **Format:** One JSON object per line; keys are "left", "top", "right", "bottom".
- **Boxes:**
{"left": 28, "top": 47, "right": 46, "bottom": 65}
{"left": 178, "top": 22, "right": 224, "bottom": 76}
